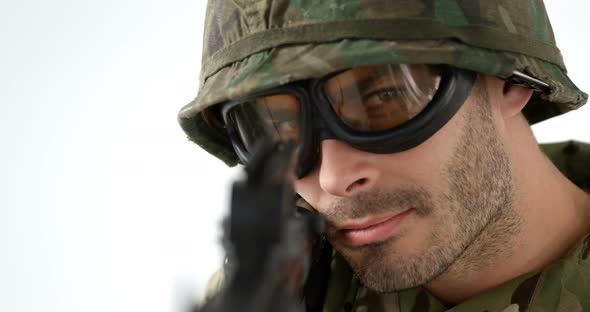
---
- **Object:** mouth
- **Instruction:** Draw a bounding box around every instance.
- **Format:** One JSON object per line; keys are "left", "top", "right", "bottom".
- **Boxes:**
{"left": 333, "top": 208, "right": 414, "bottom": 247}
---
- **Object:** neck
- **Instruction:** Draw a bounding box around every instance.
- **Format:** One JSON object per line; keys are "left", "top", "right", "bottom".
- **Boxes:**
{"left": 425, "top": 116, "right": 590, "bottom": 305}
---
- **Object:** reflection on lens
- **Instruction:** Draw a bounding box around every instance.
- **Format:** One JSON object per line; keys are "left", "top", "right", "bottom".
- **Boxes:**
{"left": 324, "top": 64, "right": 441, "bottom": 131}
{"left": 228, "top": 94, "right": 301, "bottom": 153}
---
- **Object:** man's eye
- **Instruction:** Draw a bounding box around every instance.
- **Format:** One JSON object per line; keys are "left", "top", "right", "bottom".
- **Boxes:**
{"left": 261, "top": 119, "right": 298, "bottom": 139}
{"left": 363, "top": 88, "right": 405, "bottom": 107}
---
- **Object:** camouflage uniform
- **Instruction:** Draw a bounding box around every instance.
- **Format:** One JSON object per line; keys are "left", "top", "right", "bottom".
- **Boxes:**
{"left": 180, "top": 1, "right": 590, "bottom": 311}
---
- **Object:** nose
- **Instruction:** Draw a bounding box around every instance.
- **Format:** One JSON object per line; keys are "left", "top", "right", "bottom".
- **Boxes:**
{"left": 317, "top": 140, "right": 380, "bottom": 197}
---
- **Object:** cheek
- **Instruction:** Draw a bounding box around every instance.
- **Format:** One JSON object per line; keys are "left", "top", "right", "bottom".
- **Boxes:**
{"left": 379, "top": 118, "right": 462, "bottom": 193}
{"left": 293, "top": 170, "right": 322, "bottom": 207}
{"left": 391, "top": 97, "right": 469, "bottom": 190}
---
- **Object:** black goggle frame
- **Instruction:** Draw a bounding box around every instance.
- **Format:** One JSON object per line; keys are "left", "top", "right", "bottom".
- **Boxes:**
{"left": 222, "top": 65, "right": 477, "bottom": 178}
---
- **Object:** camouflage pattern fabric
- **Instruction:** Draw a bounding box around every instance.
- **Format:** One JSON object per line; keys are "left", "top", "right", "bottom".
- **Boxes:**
{"left": 540, "top": 141, "right": 590, "bottom": 193}
{"left": 323, "top": 234, "right": 590, "bottom": 312}
{"left": 178, "top": 0, "right": 587, "bottom": 165}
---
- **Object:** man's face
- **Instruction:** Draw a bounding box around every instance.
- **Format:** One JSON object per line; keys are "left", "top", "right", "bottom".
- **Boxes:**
{"left": 293, "top": 78, "right": 519, "bottom": 292}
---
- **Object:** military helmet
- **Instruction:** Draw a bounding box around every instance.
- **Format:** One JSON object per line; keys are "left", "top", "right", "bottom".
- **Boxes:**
{"left": 178, "top": 0, "right": 587, "bottom": 165}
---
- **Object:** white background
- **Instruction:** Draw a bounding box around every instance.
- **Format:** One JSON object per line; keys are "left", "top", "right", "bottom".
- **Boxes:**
{"left": 0, "top": 1, "right": 588, "bottom": 312}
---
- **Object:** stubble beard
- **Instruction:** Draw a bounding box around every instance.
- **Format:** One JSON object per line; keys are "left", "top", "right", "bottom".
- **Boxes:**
{"left": 331, "top": 85, "right": 522, "bottom": 292}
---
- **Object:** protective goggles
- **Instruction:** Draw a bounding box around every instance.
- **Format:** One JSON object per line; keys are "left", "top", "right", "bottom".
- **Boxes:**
{"left": 221, "top": 64, "right": 477, "bottom": 178}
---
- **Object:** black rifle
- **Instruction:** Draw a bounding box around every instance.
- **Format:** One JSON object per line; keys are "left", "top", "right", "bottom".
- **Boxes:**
{"left": 195, "top": 141, "right": 332, "bottom": 312}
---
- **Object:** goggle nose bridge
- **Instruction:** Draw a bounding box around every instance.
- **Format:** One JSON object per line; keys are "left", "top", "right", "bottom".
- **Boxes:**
{"left": 308, "top": 97, "right": 338, "bottom": 142}
{"left": 292, "top": 92, "right": 340, "bottom": 178}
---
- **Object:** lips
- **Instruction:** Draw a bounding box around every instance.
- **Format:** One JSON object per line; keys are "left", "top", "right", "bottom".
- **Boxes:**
{"left": 334, "top": 208, "right": 414, "bottom": 247}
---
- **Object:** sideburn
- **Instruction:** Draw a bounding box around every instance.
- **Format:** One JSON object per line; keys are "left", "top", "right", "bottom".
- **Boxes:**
{"left": 440, "top": 80, "right": 522, "bottom": 277}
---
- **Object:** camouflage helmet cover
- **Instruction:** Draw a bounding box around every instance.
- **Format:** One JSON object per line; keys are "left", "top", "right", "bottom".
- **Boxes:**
{"left": 178, "top": 0, "right": 588, "bottom": 165}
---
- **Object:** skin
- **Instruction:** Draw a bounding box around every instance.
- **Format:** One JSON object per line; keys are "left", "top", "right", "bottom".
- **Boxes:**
{"left": 293, "top": 75, "right": 590, "bottom": 305}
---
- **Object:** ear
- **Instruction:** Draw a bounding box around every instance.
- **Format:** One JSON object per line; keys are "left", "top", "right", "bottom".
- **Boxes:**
{"left": 499, "top": 81, "right": 534, "bottom": 119}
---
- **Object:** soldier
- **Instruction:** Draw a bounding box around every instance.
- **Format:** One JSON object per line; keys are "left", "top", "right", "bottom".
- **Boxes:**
{"left": 179, "top": 1, "right": 590, "bottom": 311}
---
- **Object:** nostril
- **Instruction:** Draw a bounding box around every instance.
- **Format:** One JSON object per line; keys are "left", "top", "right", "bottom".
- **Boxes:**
{"left": 345, "top": 178, "right": 368, "bottom": 193}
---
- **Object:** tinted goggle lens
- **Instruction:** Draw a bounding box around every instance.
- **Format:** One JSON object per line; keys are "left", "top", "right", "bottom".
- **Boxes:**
{"left": 226, "top": 64, "right": 441, "bottom": 154}
{"left": 324, "top": 64, "right": 441, "bottom": 131}
{"left": 228, "top": 93, "right": 302, "bottom": 153}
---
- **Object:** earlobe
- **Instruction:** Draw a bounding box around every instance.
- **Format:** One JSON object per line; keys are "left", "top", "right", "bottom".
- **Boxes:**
{"left": 500, "top": 82, "right": 534, "bottom": 119}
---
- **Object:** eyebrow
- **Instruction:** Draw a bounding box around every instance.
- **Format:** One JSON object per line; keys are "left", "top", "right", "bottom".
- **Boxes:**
{"left": 343, "top": 67, "right": 401, "bottom": 93}
{"left": 356, "top": 75, "right": 383, "bottom": 93}
{"left": 334, "top": 73, "right": 381, "bottom": 94}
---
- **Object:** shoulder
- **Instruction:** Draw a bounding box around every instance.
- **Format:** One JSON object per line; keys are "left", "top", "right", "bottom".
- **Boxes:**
{"left": 523, "top": 233, "right": 590, "bottom": 311}
{"left": 540, "top": 140, "right": 590, "bottom": 191}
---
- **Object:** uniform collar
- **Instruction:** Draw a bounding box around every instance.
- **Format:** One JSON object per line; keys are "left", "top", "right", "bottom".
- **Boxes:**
{"left": 324, "top": 233, "right": 590, "bottom": 312}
